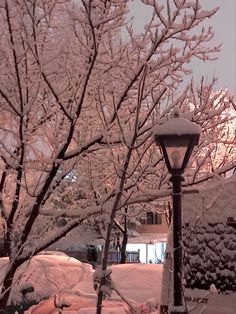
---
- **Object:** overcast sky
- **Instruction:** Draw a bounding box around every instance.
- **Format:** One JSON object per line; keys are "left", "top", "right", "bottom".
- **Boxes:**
{"left": 129, "top": 0, "right": 236, "bottom": 96}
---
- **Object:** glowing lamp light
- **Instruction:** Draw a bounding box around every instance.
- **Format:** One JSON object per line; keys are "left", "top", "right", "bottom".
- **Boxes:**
{"left": 154, "top": 114, "right": 201, "bottom": 175}
{"left": 170, "top": 150, "right": 183, "bottom": 169}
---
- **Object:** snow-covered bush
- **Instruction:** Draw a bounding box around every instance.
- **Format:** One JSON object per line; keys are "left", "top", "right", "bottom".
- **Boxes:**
{"left": 183, "top": 221, "right": 236, "bottom": 293}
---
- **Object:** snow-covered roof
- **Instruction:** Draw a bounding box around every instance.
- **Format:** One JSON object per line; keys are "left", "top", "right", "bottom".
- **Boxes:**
{"left": 183, "top": 174, "right": 236, "bottom": 223}
{"left": 127, "top": 233, "right": 167, "bottom": 244}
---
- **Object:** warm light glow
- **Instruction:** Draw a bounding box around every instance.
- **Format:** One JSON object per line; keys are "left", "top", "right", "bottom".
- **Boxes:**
{"left": 170, "top": 151, "right": 181, "bottom": 168}
{"left": 166, "top": 146, "right": 188, "bottom": 169}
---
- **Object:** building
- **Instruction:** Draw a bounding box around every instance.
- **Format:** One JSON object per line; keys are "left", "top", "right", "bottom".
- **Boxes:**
{"left": 126, "top": 211, "right": 169, "bottom": 264}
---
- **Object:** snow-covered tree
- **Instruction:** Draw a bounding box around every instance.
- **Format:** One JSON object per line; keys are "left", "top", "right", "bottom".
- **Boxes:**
{"left": 0, "top": 0, "right": 235, "bottom": 311}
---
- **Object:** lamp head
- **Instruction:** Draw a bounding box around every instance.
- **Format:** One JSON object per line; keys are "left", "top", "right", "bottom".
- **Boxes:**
{"left": 154, "top": 115, "right": 201, "bottom": 175}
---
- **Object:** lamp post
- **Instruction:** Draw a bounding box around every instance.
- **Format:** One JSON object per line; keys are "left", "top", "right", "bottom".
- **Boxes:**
{"left": 154, "top": 112, "right": 201, "bottom": 314}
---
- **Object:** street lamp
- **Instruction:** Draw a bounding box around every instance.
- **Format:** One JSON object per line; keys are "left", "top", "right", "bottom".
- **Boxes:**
{"left": 154, "top": 112, "right": 201, "bottom": 314}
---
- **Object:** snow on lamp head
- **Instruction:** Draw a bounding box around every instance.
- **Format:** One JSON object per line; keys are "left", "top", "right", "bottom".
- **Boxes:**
{"left": 154, "top": 111, "right": 201, "bottom": 175}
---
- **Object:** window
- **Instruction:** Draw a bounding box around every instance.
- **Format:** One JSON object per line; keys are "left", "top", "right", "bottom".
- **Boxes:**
{"left": 146, "top": 212, "right": 162, "bottom": 225}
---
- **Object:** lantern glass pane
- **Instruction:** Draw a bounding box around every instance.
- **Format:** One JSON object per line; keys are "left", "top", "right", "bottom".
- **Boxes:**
{"left": 165, "top": 146, "right": 188, "bottom": 169}
{"left": 162, "top": 136, "right": 191, "bottom": 170}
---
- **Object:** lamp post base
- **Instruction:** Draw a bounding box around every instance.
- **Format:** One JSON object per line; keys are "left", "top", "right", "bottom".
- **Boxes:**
{"left": 160, "top": 305, "right": 187, "bottom": 314}
{"left": 169, "top": 305, "right": 187, "bottom": 314}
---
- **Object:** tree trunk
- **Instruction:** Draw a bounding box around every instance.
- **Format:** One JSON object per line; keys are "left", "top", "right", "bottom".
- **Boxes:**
{"left": 120, "top": 207, "right": 128, "bottom": 264}
{"left": 96, "top": 221, "right": 113, "bottom": 314}
{"left": 96, "top": 287, "right": 104, "bottom": 314}
{"left": 120, "top": 231, "right": 128, "bottom": 264}
{"left": 0, "top": 261, "right": 19, "bottom": 312}
{"left": 4, "top": 229, "right": 12, "bottom": 257}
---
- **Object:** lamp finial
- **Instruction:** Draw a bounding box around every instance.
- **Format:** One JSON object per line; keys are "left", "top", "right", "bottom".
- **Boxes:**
{"left": 172, "top": 108, "right": 180, "bottom": 118}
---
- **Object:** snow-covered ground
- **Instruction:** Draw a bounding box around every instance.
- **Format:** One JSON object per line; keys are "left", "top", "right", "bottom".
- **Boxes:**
{"left": 0, "top": 255, "right": 94, "bottom": 306}
{"left": 0, "top": 254, "right": 162, "bottom": 313}
{"left": 1, "top": 253, "right": 236, "bottom": 313}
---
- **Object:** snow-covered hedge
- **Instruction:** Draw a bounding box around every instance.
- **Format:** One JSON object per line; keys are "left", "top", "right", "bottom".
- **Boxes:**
{"left": 183, "top": 221, "right": 236, "bottom": 293}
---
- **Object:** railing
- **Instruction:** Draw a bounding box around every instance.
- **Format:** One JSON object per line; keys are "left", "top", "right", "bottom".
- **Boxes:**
{"left": 65, "top": 250, "right": 140, "bottom": 265}
{"left": 107, "top": 251, "right": 140, "bottom": 264}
